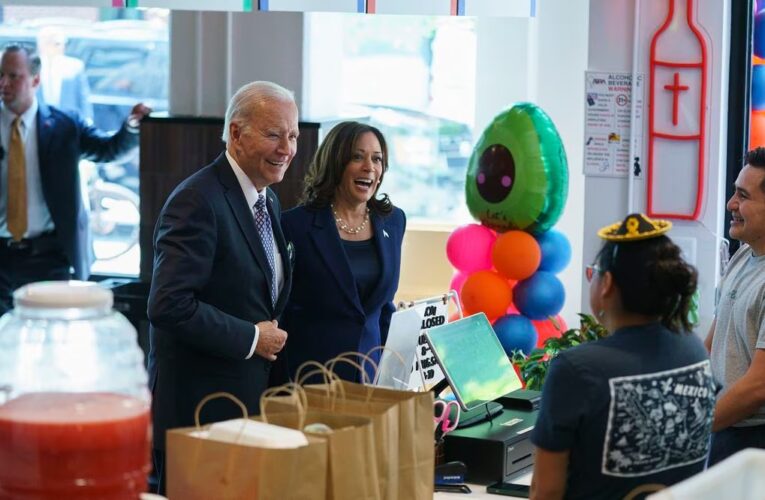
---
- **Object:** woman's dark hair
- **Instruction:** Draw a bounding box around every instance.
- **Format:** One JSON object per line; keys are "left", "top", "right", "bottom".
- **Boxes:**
{"left": 594, "top": 235, "right": 698, "bottom": 333}
{"left": 301, "top": 121, "right": 392, "bottom": 214}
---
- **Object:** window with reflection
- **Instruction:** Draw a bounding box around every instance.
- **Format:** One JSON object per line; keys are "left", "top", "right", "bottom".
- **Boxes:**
{"left": 308, "top": 13, "right": 477, "bottom": 224}
{"left": 0, "top": 6, "right": 168, "bottom": 277}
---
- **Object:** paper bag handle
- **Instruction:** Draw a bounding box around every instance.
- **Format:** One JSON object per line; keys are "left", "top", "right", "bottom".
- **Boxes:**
{"left": 260, "top": 383, "right": 308, "bottom": 430}
{"left": 326, "top": 352, "right": 376, "bottom": 385}
{"left": 189, "top": 392, "right": 250, "bottom": 489}
{"left": 194, "top": 392, "right": 248, "bottom": 429}
{"left": 295, "top": 361, "right": 347, "bottom": 401}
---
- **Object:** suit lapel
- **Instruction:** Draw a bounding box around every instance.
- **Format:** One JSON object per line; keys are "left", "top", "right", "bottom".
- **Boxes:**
{"left": 215, "top": 156, "right": 274, "bottom": 297}
{"left": 36, "top": 103, "right": 54, "bottom": 183}
{"left": 310, "top": 208, "right": 364, "bottom": 316}
{"left": 267, "top": 189, "right": 292, "bottom": 312}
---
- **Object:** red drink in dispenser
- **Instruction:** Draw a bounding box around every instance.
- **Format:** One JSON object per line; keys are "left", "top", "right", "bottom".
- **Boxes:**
{"left": 0, "top": 392, "right": 150, "bottom": 499}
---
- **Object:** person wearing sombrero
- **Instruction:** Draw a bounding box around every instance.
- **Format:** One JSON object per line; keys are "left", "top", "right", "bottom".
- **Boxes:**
{"left": 529, "top": 214, "right": 715, "bottom": 500}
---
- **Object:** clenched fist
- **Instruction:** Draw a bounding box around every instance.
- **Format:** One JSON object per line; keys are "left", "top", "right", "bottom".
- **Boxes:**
{"left": 255, "top": 320, "right": 287, "bottom": 361}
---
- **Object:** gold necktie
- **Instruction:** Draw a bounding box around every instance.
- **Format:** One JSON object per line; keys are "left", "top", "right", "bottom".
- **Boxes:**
{"left": 7, "top": 116, "right": 27, "bottom": 241}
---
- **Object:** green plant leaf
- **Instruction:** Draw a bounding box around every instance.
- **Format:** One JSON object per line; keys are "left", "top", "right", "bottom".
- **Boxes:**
{"left": 509, "top": 312, "right": 609, "bottom": 391}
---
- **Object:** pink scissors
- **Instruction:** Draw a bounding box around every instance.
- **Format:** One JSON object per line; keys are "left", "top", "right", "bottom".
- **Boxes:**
{"left": 434, "top": 400, "right": 460, "bottom": 440}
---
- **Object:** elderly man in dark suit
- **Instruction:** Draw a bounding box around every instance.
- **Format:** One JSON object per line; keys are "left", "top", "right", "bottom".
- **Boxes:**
{"left": 147, "top": 80, "right": 297, "bottom": 494}
{"left": 0, "top": 44, "right": 149, "bottom": 315}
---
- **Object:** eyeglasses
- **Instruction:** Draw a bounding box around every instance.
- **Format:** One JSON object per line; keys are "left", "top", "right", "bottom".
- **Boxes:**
{"left": 585, "top": 264, "right": 603, "bottom": 283}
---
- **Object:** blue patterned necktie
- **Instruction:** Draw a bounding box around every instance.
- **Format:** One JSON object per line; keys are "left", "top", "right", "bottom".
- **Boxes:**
{"left": 253, "top": 194, "right": 277, "bottom": 306}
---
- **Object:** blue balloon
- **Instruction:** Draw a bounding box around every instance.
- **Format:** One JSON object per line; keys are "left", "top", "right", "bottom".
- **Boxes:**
{"left": 493, "top": 314, "right": 537, "bottom": 356}
{"left": 514, "top": 271, "right": 566, "bottom": 320}
{"left": 536, "top": 229, "right": 572, "bottom": 273}
{"left": 756, "top": 10, "right": 765, "bottom": 59}
{"left": 754, "top": 65, "right": 765, "bottom": 112}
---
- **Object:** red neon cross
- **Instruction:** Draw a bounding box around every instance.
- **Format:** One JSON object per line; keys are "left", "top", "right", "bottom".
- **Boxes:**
{"left": 664, "top": 72, "right": 689, "bottom": 126}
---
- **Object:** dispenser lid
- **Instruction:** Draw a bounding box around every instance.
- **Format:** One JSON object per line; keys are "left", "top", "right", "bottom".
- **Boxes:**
{"left": 14, "top": 281, "right": 114, "bottom": 309}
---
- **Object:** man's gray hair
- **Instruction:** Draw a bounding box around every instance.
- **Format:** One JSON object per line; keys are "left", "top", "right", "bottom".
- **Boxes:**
{"left": 222, "top": 81, "right": 296, "bottom": 144}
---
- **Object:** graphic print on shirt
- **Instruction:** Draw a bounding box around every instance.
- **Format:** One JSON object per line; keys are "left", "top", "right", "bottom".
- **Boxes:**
{"left": 602, "top": 360, "right": 715, "bottom": 477}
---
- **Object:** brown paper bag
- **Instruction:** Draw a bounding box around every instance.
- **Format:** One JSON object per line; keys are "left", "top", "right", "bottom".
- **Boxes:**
{"left": 321, "top": 380, "right": 435, "bottom": 500}
{"left": 315, "top": 350, "right": 434, "bottom": 499}
{"left": 167, "top": 429, "right": 327, "bottom": 500}
{"left": 166, "top": 392, "right": 327, "bottom": 500}
{"left": 294, "top": 356, "right": 400, "bottom": 500}
{"left": 263, "top": 408, "right": 380, "bottom": 500}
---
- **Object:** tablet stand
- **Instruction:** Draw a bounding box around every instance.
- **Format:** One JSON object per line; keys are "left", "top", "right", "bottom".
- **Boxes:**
{"left": 431, "top": 378, "right": 504, "bottom": 429}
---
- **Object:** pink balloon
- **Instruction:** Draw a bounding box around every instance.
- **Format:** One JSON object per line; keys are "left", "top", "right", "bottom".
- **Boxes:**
{"left": 449, "top": 270, "right": 469, "bottom": 296}
{"left": 446, "top": 224, "right": 496, "bottom": 273}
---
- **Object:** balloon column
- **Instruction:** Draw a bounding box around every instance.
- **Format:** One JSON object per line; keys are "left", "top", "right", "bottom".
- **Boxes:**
{"left": 752, "top": 6, "right": 765, "bottom": 147}
{"left": 447, "top": 103, "right": 570, "bottom": 357}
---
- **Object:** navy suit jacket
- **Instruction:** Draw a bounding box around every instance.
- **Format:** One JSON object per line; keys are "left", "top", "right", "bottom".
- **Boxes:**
{"left": 279, "top": 204, "right": 405, "bottom": 382}
{"left": 147, "top": 153, "right": 292, "bottom": 450}
{"left": 33, "top": 102, "right": 138, "bottom": 279}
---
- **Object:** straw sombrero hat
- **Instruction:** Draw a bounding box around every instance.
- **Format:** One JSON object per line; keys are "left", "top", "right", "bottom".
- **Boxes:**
{"left": 597, "top": 213, "right": 672, "bottom": 242}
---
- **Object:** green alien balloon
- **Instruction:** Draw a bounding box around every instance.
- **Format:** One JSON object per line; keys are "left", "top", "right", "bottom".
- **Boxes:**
{"left": 466, "top": 103, "right": 568, "bottom": 234}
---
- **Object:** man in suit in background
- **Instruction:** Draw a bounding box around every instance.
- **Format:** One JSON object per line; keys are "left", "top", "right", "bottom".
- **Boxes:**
{"left": 0, "top": 44, "right": 149, "bottom": 315}
{"left": 147, "top": 81, "right": 297, "bottom": 494}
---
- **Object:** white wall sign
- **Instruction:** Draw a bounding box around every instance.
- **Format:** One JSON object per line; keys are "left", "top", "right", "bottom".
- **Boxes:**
{"left": 583, "top": 70, "right": 644, "bottom": 178}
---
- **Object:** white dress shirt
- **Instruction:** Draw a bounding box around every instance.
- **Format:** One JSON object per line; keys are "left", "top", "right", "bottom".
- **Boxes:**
{"left": 226, "top": 150, "right": 285, "bottom": 360}
{"left": 0, "top": 99, "right": 55, "bottom": 239}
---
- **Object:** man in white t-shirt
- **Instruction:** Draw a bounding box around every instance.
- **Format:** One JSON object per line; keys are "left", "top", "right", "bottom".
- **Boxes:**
{"left": 706, "top": 147, "right": 765, "bottom": 464}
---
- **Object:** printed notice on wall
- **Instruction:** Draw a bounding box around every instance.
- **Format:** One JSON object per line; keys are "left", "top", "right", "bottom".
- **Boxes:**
{"left": 584, "top": 71, "right": 644, "bottom": 178}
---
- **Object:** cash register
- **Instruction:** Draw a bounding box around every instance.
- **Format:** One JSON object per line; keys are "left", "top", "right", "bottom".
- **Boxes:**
{"left": 425, "top": 313, "right": 540, "bottom": 484}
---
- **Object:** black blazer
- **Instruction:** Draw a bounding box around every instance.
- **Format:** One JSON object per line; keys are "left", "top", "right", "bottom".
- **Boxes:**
{"left": 279, "top": 205, "right": 405, "bottom": 382}
{"left": 35, "top": 102, "right": 138, "bottom": 279}
{"left": 147, "top": 153, "right": 292, "bottom": 450}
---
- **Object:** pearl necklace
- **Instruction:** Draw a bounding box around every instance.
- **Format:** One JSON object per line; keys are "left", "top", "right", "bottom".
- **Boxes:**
{"left": 331, "top": 204, "right": 370, "bottom": 235}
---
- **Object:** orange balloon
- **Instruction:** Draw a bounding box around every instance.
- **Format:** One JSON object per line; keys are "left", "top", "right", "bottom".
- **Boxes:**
{"left": 461, "top": 270, "right": 513, "bottom": 320}
{"left": 754, "top": 55, "right": 765, "bottom": 65}
{"left": 751, "top": 110, "right": 765, "bottom": 149}
{"left": 491, "top": 231, "right": 542, "bottom": 281}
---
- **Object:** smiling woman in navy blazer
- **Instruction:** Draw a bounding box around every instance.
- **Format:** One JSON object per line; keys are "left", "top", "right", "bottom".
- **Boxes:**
{"left": 280, "top": 121, "right": 405, "bottom": 382}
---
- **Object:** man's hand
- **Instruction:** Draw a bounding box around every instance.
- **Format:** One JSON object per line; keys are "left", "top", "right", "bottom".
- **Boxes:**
{"left": 255, "top": 320, "right": 287, "bottom": 362}
{"left": 127, "top": 102, "right": 152, "bottom": 128}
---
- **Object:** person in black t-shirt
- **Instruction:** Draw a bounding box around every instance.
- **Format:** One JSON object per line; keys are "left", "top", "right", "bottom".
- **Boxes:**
{"left": 530, "top": 214, "right": 715, "bottom": 500}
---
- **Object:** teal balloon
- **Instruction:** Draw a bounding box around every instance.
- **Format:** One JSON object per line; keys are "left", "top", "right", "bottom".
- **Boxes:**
{"left": 465, "top": 103, "right": 568, "bottom": 234}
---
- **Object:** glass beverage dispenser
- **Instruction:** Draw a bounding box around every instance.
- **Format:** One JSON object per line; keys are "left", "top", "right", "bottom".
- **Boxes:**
{"left": 0, "top": 281, "right": 151, "bottom": 499}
